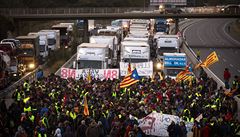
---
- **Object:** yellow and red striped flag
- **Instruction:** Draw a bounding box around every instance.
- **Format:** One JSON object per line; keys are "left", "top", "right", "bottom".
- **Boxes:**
{"left": 195, "top": 51, "right": 219, "bottom": 69}
{"left": 127, "top": 62, "right": 131, "bottom": 74}
{"left": 83, "top": 95, "right": 89, "bottom": 116}
{"left": 86, "top": 69, "right": 92, "bottom": 83}
{"left": 202, "top": 51, "right": 219, "bottom": 67}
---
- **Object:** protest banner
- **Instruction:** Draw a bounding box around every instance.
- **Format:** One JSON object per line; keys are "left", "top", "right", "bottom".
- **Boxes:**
{"left": 138, "top": 112, "right": 193, "bottom": 136}
{"left": 138, "top": 112, "right": 180, "bottom": 136}
{"left": 120, "top": 61, "right": 153, "bottom": 76}
{"left": 60, "top": 68, "right": 119, "bottom": 80}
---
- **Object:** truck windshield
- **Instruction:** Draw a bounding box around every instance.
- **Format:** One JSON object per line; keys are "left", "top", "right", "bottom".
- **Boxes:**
{"left": 123, "top": 58, "right": 148, "bottom": 63}
{"left": 157, "top": 47, "right": 178, "bottom": 56}
{"left": 98, "top": 31, "right": 117, "bottom": 36}
{"left": 40, "top": 45, "right": 46, "bottom": 52}
{"left": 48, "top": 39, "right": 56, "bottom": 45}
{"left": 166, "top": 68, "right": 184, "bottom": 77}
{"left": 19, "top": 49, "right": 34, "bottom": 56}
{"left": 78, "top": 60, "right": 102, "bottom": 69}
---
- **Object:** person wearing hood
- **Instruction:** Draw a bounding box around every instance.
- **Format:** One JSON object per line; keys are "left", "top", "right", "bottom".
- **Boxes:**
{"left": 76, "top": 120, "right": 87, "bottom": 137}
{"left": 98, "top": 121, "right": 107, "bottom": 137}
{"left": 14, "top": 126, "right": 28, "bottom": 137}
{"left": 63, "top": 126, "right": 74, "bottom": 137}
{"left": 54, "top": 128, "right": 62, "bottom": 137}
{"left": 85, "top": 120, "right": 100, "bottom": 137}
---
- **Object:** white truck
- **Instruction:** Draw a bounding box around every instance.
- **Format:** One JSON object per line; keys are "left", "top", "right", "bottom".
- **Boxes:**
{"left": 97, "top": 27, "right": 122, "bottom": 44}
{"left": 28, "top": 32, "right": 48, "bottom": 61}
{"left": 52, "top": 23, "right": 74, "bottom": 46}
{"left": 76, "top": 43, "right": 110, "bottom": 69}
{"left": 89, "top": 35, "right": 118, "bottom": 67}
{"left": 40, "top": 30, "right": 60, "bottom": 51}
{"left": 129, "top": 20, "right": 150, "bottom": 38}
{"left": 121, "top": 41, "right": 150, "bottom": 63}
{"left": 155, "top": 34, "right": 182, "bottom": 58}
{"left": 123, "top": 37, "right": 149, "bottom": 43}
{"left": 128, "top": 30, "right": 149, "bottom": 38}
{"left": 163, "top": 53, "right": 187, "bottom": 79}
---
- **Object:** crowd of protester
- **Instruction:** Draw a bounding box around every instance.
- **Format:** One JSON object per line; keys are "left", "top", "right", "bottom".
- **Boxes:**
{"left": 0, "top": 68, "right": 240, "bottom": 137}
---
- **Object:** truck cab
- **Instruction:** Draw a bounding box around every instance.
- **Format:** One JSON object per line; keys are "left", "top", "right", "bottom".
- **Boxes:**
{"left": 121, "top": 41, "right": 150, "bottom": 63}
{"left": 89, "top": 35, "right": 118, "bottom": 67}
{"left": 40, "top": 30, "right": 60, "bottom": 51}
{"left": 76, "top": 43, "right": 109, "bottom": 69}
{"left": 163, "top": 53, "right": 187, "bottom": 79}
{"left": 28, "top": 32, "right": 48, "bottom": 63}
{"left": 155, "top": 34, "right": 182, "bottom": 59}
{"left": 16, "top": 35, "right": 40, "bottom": 71}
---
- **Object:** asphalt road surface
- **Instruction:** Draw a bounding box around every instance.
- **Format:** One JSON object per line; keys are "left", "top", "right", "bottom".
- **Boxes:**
{"left": 184, "top": 19, "right": 240, "bottom": 82}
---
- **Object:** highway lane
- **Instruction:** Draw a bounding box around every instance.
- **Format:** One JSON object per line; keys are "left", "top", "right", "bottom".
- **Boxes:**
{"left": 184, "top": 19, "right": 240, "bottom": 82}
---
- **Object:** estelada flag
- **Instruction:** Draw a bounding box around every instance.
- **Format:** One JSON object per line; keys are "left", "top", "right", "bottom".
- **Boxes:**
{"left": 83, "top": 95, "right": 89, "bottom": 116}
{"left": 120, "top": 68, "right": 140, "bottom": 88}
{"left": 176, "top": 67, "right": 191, "bottom": 82}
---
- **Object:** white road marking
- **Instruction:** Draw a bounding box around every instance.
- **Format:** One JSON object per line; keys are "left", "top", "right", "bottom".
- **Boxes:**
{"left": 223, "top": 21, "right": 240, "bottom": 45}
{"left": 230, "top": 64, "right": 233, "bottom": 67}
{"left": 238, "top": 69, "right": 240, "bottom": 73}
{"left": 223, "top": 58, "right": 226, "bottom": 62}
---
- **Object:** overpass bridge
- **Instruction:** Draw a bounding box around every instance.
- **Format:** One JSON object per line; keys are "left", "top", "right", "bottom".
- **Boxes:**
{"left": 0, "top": 8, "right": 240, "bottom": 20}
{"left": 1, "top": 7, "right": 239, "bottom": 41}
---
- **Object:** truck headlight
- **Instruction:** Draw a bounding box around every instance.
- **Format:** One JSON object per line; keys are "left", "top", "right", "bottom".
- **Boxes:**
{"left": 28, "top": 63, "right": 35, "bottom": 69}
{"left": 123, "top": 25, "right": 128, "bottom": 28}
{"left": 13, "top": 73, "right": 17, "bottom": 77}
{"left": 156, "top": 63, "right": 162, "bottom": 70}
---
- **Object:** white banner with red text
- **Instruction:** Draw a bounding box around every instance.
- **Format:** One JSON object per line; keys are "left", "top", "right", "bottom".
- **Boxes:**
{"left": 120, "top": 61, "right": 153, "bottom": 76}
{"left": 138, "top": 112, "right": 193, "bottom": 137}
{"left": 60, "top": 68, "right": 119, "bottom": 80}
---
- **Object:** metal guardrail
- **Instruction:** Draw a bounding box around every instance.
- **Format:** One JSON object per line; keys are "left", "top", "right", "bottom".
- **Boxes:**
{"left": 0, "top": 7, "right": 148, "bottom": 15}
{"left": 1, "top": 52, "right": 76, "bottom": 97}
{"left": 55, "top": 53, "right": 77, "bottom": 76}
{"left": 0, "top": 67, "right": 38, "bottom": 100}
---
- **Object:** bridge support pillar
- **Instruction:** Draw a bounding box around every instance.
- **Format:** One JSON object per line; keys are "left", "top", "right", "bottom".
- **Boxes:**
{"left": 175, "top": 18, "right": 179, "bottom": 34}
{"left": 83, "top": 19, "right": 89, "bottom": 43}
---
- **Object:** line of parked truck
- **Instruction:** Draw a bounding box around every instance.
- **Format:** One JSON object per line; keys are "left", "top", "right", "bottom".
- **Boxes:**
{"left": 74, "top": 18, "right": 187, "bottom": 79}
{"left": 0, "top": 22, "right": 74, "bottom": 89}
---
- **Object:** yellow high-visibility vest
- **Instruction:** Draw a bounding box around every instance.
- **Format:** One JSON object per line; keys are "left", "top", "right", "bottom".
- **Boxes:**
{"left": 24, "top": 106, "right": 31, "bottom": 112}
{"left": 41, "top": 117, "right": 48, "bottom": 128}
{"left": 70, "top": 112, "right": 76, "bottom": 120}
{"left": 29, "top": 115, "right": 35, "bottom": 123}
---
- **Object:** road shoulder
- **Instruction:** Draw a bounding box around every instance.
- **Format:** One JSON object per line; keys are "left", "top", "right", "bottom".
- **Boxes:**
{"left": 227, "top": 19, "right": 240, "bottom": 43}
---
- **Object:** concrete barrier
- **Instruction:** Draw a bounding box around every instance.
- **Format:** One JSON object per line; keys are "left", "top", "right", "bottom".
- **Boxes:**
{"left": 181, "top": 42, "right": 225, "bottom": 89}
